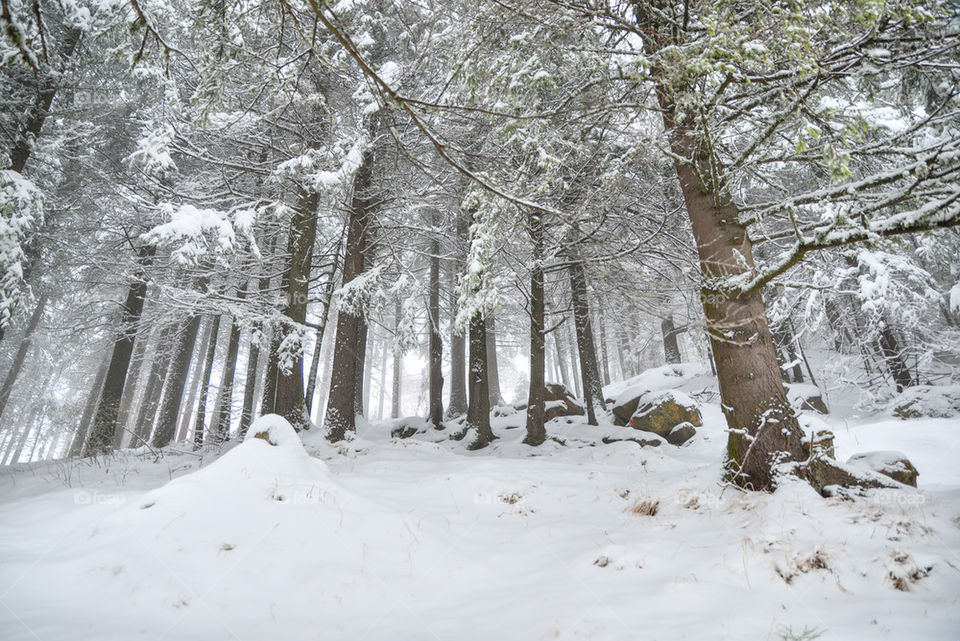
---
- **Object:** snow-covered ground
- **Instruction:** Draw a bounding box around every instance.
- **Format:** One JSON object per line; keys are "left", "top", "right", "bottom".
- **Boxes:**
{"left": 1, "top": 371, "right": 959, "bottom": 640}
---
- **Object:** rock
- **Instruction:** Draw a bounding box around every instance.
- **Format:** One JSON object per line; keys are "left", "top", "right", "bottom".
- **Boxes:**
{"left": 543, "top": 383, "right": 585, "bottom": 422}
{"left": 245, "top": 414, "right": 302, "bottom": 449}
{"left": 787, "top": 383, "right": 829, "bottom": 414}
{"left": 801, "top": 430, "right": 836, "bottom": 459}
{"left": 795, "top": 454, "right": 900, "bottom": 496}
{"left": 612, "top": 395, "right": 644, "bottom": 426}
{"left": 627, "top": 390, "right": 702, "bottom": 438}
{"left": 665, "top": 422, "right": 696, "bottom": 446}
{"left": 847, "top": 451, "right": 919, "bottom": 487}
{"left": 390, "top": 419, "right": 427, "bottom": 439}
{"left": 601, "top": 436, "right": 661, "bottom": 447}
{"left": 890, "top": 384, "right": 960, "bottom": 419}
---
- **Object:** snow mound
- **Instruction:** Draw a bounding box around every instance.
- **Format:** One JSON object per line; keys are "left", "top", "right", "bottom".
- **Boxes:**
{"left": 604, "top": 362, "right": 710, "bottom": 407}
{"left": 244, "top": 413, "right": 305, "bottom": 450}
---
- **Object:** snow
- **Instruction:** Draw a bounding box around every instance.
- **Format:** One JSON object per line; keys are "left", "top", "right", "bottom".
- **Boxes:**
{"left": 604, "top": 362, "right": 713, "bottom": 406}
{"left": 1, "top": 399, "right": 959, "bottom": 640}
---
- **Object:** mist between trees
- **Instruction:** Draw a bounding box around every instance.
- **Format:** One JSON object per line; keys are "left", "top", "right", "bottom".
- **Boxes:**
{"left": 0, "top": 0, "right": 957, "bottom": 492}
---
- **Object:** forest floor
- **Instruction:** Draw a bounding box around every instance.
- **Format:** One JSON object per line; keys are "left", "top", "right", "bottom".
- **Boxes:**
{"left": 1, "top": 368, "right": 959, "bottom": 640}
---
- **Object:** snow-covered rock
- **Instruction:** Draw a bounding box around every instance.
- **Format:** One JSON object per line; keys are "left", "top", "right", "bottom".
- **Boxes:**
{"left": 627, "top": 390, "right": 702, "bottom": 438}
{"left": 244, "top": 413, "right": 305, "bottom": 450}
{"left": 889, "top": 384, "right": 960, "bottom": 419}
{"left": 786, "top": 383, "right": 829, "bottom": 414}
{"left": 848, "top": 451, "right": 919, "bottom": 487}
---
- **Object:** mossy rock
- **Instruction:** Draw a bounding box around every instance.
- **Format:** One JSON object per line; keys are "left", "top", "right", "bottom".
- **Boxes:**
{"left": 847, "top": 451, "right": 919, "bottom": 487}
{"left": 628, "top": 390, "right": 702, "bottom": 438}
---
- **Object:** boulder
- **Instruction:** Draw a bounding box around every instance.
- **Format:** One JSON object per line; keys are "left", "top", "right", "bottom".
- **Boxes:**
{"left": 787, "top": 383, "right": 829, "bottom": 414}
{"left": 627, "top": 390, "right": 702, "bottom": 438}
{"left": 890, "top": 384, "right": 960, "bottom": 419}
{"left": 612, "top": 394, "right": 644, "bottom": 426}
{"left": 801, "top": 430, "right": 836, "bottom": 459}
{"left": 847, "top": 451, "right": 919, "bottom": 487}
{"left": 665, "top": 422, "right": 697, "bottom": 446}
{"left": 543, "top": 383, "right": 585, "bottom": 422}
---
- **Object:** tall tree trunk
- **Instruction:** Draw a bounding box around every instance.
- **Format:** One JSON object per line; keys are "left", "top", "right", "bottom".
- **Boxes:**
{"left": 152, "top": 314, "right": 203, "bottom": 448}
{"left": 274, "top": 189, "right": 320, "bottom": 429}
{"left": 566, "top": 321, "right": 582, "bottom": 398}
{"left": 389, "top": 300, "right": 402, "bottom": 419}
{"left": 634, "top": 5, "right": 806, "bottom": 488}
{"left": 376, "top": 337, "right": 389, "bottom": 419}
{"left": 428, "top": 216, "right": 444, "bottom": 428}
{"left": 0, "top": 294, "right": 47, "bottom": 424}
{"left": 86, "top": 245, "right": 155, "bottom": 455}
{"left": 113, "top": 320, "right": 152, "bottom": 448}
{"left": 176, "top": 318, "right": 211, "bottom": 443}
{"left": 466, "top": 312, "right": 494, "bottom": 449}
{"left": 304, "top": 253, "right": 340, "bottom": 416}
{"left": 486, "top": 314, "right": 504, "bottom": 406}
{"left": 568, "top": 259, "right": 606, "bottom": 425}
{"left": 325, "top": 148, "right": 373, "bottom": 442}
{"left": 131, "top": 325, "right": 174, "bottom": 447}
{"left": 446, "top": 214, "right": 468, "bottom": 418}
{"left": 524, "top": 213, "right": 546, "bottom": 446}
{"left": 596, "top": 306, "right": 611, "bottom": 387}
{"left": 661, "top": 315, "right": 682, "bottom": 365}
{"left": 552, "top": 323, "right": 572, "bottom": 390}
{"left": 192, "top": 315, "right": 221, "bottom": 447}
{"left": 214, "top": 293, "right": 246, "bottom": 441}
{"left": 353, "top": 322, "right": 369, "bottom": 417}
{"left": 70, "top": 359, "right": 109, "bottom": 457}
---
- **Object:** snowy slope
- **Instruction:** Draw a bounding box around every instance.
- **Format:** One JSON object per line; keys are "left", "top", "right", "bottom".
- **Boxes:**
{"left": 1, "top": 406, "right": 958, "bottom": 641}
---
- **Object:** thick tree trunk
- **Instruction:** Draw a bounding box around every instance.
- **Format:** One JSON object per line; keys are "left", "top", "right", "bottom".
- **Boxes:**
{"left": 486, "top": 314, "right": 504, "bottom": 407}
{"left": 325, "top": 148, "right": 373, "bottom": 442}
{"left": 661, "top": 315, "right": 682, "bottom": 365}
{"left": 524, "top": 213, "right": 546, "bottom": 446}
{"left": 428, "top": 217, "right": 444, "bottom": 428}
{"left": 86, "top": 246, "right": 155, "bottom": 455}
{"left": 0, "top": 294, "right": 47, "bottom": 424}
{"left": 274, "top": 190, "right": 320, "bottom": 429}
{"left": 69, "top": 359, "right": 109, "bottom": 457}
{"left": 878, "top": 322, "right": 913, "bottom": 392}
{"left": 650, "top": 72, "right": 805, "bottom": 490}
{"left": 192, "top": 315, "right": 221, "bottom": 447}
{"left": 466, "top": 312, "right": 494, "bottom": 449}
{"left": 568, "top": 260, "right": 606, "bottom": 425}
{"left": 151, "top": 314, "right": 203, "bottom": 448}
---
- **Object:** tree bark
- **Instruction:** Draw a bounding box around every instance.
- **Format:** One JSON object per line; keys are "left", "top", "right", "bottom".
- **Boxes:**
{"left": 192, "top": 315, "right": 221, "bottom": 447}
{"left": 596, "top": 306, "right": 611, "bottom": 387}
{"left": 176, "top": 318, "right": 211, "bottom": 443}
{"left": 151, "top": 314, "right": 203, "bottom": 448}
{"left": 878, "top": 321, "right": 913, "bottom": 392}
{"left": 0, "top": 294, "right": 47, "bottom": 424}
{"left": 391, "top": 300, "right": 402, "bottom": 419}
{"left": 466, "top": 312, "right": 494, "bottom": 449}
{"left": 568, "top": 259, "right": 606, "bottom": 425}
{"left": 634, "top": 5, "right": 806, "bottom": 488}
{"left": 485, "top": 314, "right": 504, "bottom": 406}
{"left": 131, "top": 325, "right": 174, "bottom": 447}
{"left": 661, "top": 315, "right": 682, "bottom": 365}
{"left": 86, "top": 245, "right": 155, "bottom": 455}
{"left": 428, "top": 215, "right": 444, "bottom": 428}
{"left": 274, "top": 189, "right": 321, "bottom": 429}
{"left": 524, "top": 212, "right": 546, "bottom": 446}
{"left": 214, "top": 296, "right": 246, "bottom": 441}
{"left": 113, "top": 319, "right": 152, "bottom": 448}
{"left": 325, "top": 147, "right": 373, "bottom": 441}
{"left": 69, "top": 359, "right": 109, "bottom": 457}
{"left": 304, "top": 253, "right": 340, "bottom": 416}
{"left": 446, "top": 214, "right": 468, "bottom": 417}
